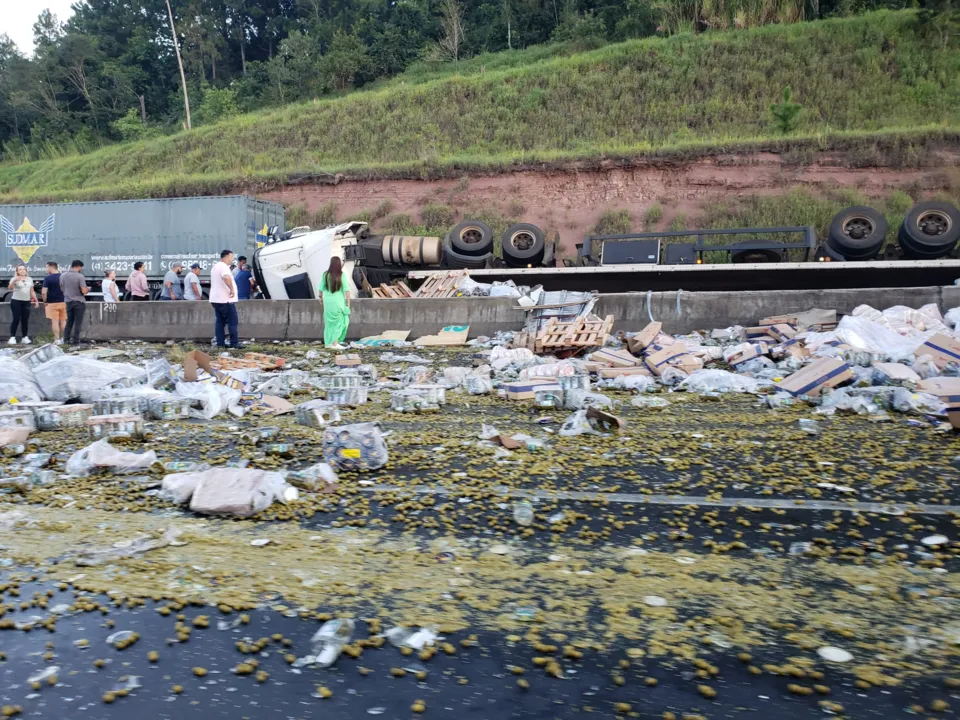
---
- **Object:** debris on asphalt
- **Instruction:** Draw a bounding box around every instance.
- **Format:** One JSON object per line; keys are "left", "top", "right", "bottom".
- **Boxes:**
{"left": 0, "top": 299, "right": 956, "bottom": 717}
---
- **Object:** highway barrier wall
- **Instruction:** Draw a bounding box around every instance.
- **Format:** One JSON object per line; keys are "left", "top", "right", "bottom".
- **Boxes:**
{"left": 2, "top": 286, "right": 957, "bottom": 342}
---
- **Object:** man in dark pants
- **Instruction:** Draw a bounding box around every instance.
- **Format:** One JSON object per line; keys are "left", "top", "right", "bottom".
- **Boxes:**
{"left": 209, "top": 249, "right": 239, "bottom": 348}
{"left": 60, "top": 260, "right": 89, "bottom": 346}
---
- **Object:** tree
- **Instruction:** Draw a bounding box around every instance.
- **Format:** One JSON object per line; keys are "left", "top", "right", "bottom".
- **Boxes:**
{"left": 165, "top": 0, "right": 192, "bottom": 129}
{"left": 194, "top": 85, "right": 239, "bottom": 125}
{"left": 916, "top": 0, "right": 959, "bottom": 48}
{"left": 770, "top": 86, "right": 803, "bottom": 134}
{"left": 320, "top": 31, "right": 370, "bottom": 91}
{"left": 266, "top": 31, "right": 321, "bottom": 103}
{"left": 435, "top": 0, "right": 466, "bottom": 62}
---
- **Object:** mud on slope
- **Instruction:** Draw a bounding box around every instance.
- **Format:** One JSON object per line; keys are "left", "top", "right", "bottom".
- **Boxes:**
{"left": 258, "top": 150, "right": 960, "bottom": 257}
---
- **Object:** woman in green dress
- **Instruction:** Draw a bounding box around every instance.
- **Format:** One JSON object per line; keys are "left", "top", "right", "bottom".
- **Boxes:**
{"left": 319, "top": 257, "right": 351, "bottom": 348}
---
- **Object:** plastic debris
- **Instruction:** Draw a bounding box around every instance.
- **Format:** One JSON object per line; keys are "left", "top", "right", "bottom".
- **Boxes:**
{"left": 513, "top": 500, "right": 534, "bottom": 526}
{"left": 65, "top": 439, "right": 157, "bottom": 477}
{"left": 383, "top": 627, "right": 438, "bottom": 650}
{"left": 817, "top": 646, "right": 853, "bottom": 663}
{"left": 293, "top": 619, "right": 356, "bottom": 668}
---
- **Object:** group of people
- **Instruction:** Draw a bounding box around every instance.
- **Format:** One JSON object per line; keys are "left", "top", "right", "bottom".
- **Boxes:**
{"left": 7, "top": 251, "right": 350, "bottom": 349}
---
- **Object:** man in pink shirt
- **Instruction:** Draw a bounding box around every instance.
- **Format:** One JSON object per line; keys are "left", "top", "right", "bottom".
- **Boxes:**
{"left": 209, "top": 249, "right": 239, "bottom": 348}
{"left": 127, "top": 262, "right": 149, "bottom": 301}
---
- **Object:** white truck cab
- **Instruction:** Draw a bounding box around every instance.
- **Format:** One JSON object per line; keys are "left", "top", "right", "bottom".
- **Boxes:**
{"left": 252, "top": 221, "right": 364, "bottom": 299}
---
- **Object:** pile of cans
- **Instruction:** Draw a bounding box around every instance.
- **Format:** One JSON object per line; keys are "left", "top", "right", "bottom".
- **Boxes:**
{"left": 390, "top": 389, "right": 439, "bottom": 413}
{"left": 295, "top": 402, "right": 340, "bottom": 428}
{"left": 35, "top": 404, "right": 94, "bottom": 430}
{"left": 93, "top": 397, "right": 142, "bottom": 416}
{"left": 147, "top": 396, "right": 192, "bottom": 421}
{"left": 325, "top": 387, "right": 368, "bottom": 406}
{"left": 85, "top": 413, "right": 144, "bottom": 440}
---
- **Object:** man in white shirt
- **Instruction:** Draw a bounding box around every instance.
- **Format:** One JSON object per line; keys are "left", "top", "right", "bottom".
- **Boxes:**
{"left": 209, "top": 249, "right": 239, "bottom": 348}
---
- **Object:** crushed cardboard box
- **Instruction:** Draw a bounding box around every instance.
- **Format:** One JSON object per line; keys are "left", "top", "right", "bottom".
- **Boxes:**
{"left": 598, "top": 366, "right": 652, "bottom": 379}
{"left": 918, "top": 377, "right": 960, "bottom": 429}
{"left": 357, "top": 330, "right": 410, "bottom": 347}
{"left": 501, "top": 379, "right": 561, "bottom": 401}
{"left": 591, "top": 348, "right": 639, "bottom": 368}
{"left": 760, "top": 314, "right": 798, "bottom": 327}
{"left": 626, "top": 322, "right": 661, "bottom": 355}
{"left": 776, "top": 357, "right": 853, "bottom": 397}
{"left": 872, "top": 363, "right": 920, "bottom": 385}
{"left": 728, "top": 344, "right": 769, "bottom": 368}
{"left": 335, "top": 354, "right": 362, "bottom": 367}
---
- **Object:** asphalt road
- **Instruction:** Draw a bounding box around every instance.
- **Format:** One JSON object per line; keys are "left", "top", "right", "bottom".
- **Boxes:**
{"left": 0, "top": 344, "right": 957, "bottom": 719}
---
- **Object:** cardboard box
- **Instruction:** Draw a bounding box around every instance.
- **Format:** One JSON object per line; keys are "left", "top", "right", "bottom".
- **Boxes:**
{"left": 501, "top": 379, "right": 561, "bottom": 401}
{"left": 591, "top": 348, "right": 639, "bottom": 368}
{"left": 599, "top": 366, "right": 652, "bottom": 379}
{"left": 872, "top": 362, "right": 920, "bottom": 386}
{"left": 746, "top": 326, "right": 775, "bottom": 340}
{"left": 336, "top": 354, "right": 361, "bottom": 367}
{"left": 760, "top": 314, "right": 798, "bottom": 327}
{"left": 583, "top": 362, "right": 605, "bottom": 373}
{"left": 915, "top": 333, "right": 960, "bottom": 369}
{"left": 357, "top": 330, "right": 410, "bottom": 347}
{"left": 645, "top": 347, "right": 702, "bottom": 376}
{"left": 918, "top": 377, "right": 960, "bottom": 429}
{"left": 728, "top": 344, "right": 769, "bottom": 368}
{"left": 776, "top": 357, "right": 853, "bottom": 397}
{"left": 415, "top": 325, "right": 470, "bottom": 347}
{"left": 767, "top": 324, "right": 798, "bottom": 342}
{"left": 626, "top": 322, "right": 662, "bottom": 355}
{"left": 781, "top": 340, "right": 810, "bottom": 361}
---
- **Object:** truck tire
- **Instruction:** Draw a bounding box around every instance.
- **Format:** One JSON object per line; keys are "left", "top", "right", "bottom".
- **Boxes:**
{"left": 444, "top": 245, "right": 492, "bottom": 269}
{"left": 501, "top": 223, "right": 546, "bottom": 267}
{"left": 897, "top": 201, "right": 960, "bottom": 259}
{"left": 449, "top": 221, "right": 494, "bottom": 257}
{"left": 827, "top": 206, "right": 887, "bottom": 260}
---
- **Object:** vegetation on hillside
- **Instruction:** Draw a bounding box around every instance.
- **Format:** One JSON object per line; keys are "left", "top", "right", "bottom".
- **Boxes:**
{"left": 2, "top": 0, "right": 954, "bottom": 164}
{"left": 0, "top": 12, "right": 956, "bottom": 205}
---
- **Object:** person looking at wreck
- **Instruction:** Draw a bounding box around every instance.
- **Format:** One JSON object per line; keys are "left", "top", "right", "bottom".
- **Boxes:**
{"left": 319, "top": 257, "right": 350, "bottom": 349}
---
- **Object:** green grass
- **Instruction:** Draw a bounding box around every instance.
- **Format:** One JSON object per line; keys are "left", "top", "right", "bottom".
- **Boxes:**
{"left": 0, "top": 11, "right": 957, "bottom": 204}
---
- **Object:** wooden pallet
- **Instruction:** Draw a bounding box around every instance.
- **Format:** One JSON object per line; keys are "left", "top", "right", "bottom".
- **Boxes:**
{"left": 211, "top": 352, "right": 286, "bottom": 371}
{"left": 514, "top": 315, "right": 614, "bottom": 355}
{"left": 416, "top": 270, "right": 468, "bottom": 298}
{"left": 371, "top": 281, "right": 414, "bottom": 299}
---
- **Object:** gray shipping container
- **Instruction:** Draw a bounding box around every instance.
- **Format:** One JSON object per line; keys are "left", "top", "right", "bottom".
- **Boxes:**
{"left": 0, "top": 196, "right": 285, "bottom": 287}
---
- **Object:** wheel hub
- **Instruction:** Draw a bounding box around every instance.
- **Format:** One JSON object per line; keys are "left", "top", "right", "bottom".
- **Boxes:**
{"left": 512, "top": 232, "right": 534, "bottom": 251}
{"left": 843, "top": 216, "right": 874, "bottom": 241}
{"left": 460, "top": 227, "right": 483, "bottom": 245}
{"left": 917, "top": 210, "right": 951, "bottom": 237}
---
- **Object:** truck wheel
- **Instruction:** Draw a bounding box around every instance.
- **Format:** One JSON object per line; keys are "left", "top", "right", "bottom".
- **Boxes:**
{"left": 897, "top": 201, "right": 960, "bottom": 259}
{"left": 501, "top": 223, "right": 545, "bottom": 267}
{"left": 449, "top": 221, "right": 493, "bottom": 257}
{"left": 827, "top": 206, "right": 887, "bottom": 260}
{"left": 444, "top": 245, "right": 492, "bottom": 269}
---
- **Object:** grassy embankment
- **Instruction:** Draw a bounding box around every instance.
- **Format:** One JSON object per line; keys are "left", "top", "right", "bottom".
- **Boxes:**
{"left": 0, "top": 11, "right": 956, "bottom": 207}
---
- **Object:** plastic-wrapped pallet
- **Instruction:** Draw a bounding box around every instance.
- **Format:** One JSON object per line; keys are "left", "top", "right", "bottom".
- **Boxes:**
{"left": 465, "top": 375, "right": 494, "bottom": 395}
{"left": 0, "top": 357, "right": 43, "bottom": 403}
{"left": 295, "top": 400, "right": 341, "bottom": 427}
{"left": 19, "top": 344, "right": 63, "bottom": 371}
{"left": 186, "top": 468, "right": 296, "bottom": 517}
{"left": 322, "top": 423, "right": 388, "bottom": 471}
{"left": 326, "top": 387, "right": 368, "bottom": 406}
{"left": 390, "top": 389, "right": 439, "bottom": 413}
{"left": 33, "top": 356, "right": 146, "bottom": 402}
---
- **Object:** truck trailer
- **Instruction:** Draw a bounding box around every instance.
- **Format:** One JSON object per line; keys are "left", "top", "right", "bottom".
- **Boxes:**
{"left": 0, "top": 196, "right": 284, "bottom": 299}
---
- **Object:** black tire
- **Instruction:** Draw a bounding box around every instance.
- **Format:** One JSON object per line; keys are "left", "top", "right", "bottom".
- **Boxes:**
{"left": 897, "top": 201, "right": 960, "bottom": 259}
{"left": 827, "top": 206, "right": 887, "bottom": 260}
{"left": 501, "top": 223, "right": 546, "bottom": 267}
{"left": 444, "top": 244, "right": 492, "bottom": 269}
{"left": 449, "top": 221, "right": 494, "bottom": 257}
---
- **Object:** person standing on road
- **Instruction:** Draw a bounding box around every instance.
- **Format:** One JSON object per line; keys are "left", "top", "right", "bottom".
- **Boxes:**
{"left": 235, "top": 262, "right": 253, "bottom": 300}
{"left": 319, "top": 256, "right": 350, "bottom": 349}
{"left": 210, "top": 249, "right": 239, "bottom": 349}
{"left": 160, "top": 263, "right": 183, "bottom": 300}
{"left": 232, "top": 256, "right": 247, "bottom": 279}
{"left": 60, "top": 260, "right": 89, "bottom": 346}
{"left": 183, "top": 263, "right": 203, "bottom": 301}
{"left": 101, "top": 270, "right": 120, "bottom": 303}
{"left": 7, "top": 264, "right": 38, "bottom": 345}
{"left": 127, "top": 262, "right": 149, "bottom": 301}
{"left": 41, "top": 261, "right": 66, "bottom": 344}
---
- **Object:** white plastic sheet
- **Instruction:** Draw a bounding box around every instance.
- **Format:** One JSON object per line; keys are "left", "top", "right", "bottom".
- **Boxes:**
{"left": 33, "top": 356, "right": 146, "bottom": 402}
{"left": 174, "top": 381, "right": 242, "bottom": 419}
{"left": 0, "top": 358, "right": 43, "bottom": 403}
{"left": 66, "top": 439, "right": 158, "bottom": 477}
{"left": 835, "top": 315, "right": 925, "bottom": 362}
{"left": 678, "top": 369, "right": 771, "bottom": 394}
{"left": 188, "top": 469, "right": 293, "bottom": 517}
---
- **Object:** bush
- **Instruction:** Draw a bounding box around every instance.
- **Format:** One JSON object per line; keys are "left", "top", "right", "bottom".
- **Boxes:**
{"left": 287, "top": 203, "right": 309, "bottom": 227}
{"left": 311, "top": 202, "right": 338, "bottom": 227}
{"left": 643, "top": 204, "right": 663, "bottom": 229}
{"left": 384, "top": 213, "right": 415, "bottom": 234}
{"left": 594, "top": 209, "right": 632, "bottom": 235}
{"left": 372, "top": 200, "right": 395, "bottom": 221}
{"left": 195, "top": 87, "right": 239, "bottom": 127}
{"left": 420, "top": 203, "right": 455, "bottom": 230}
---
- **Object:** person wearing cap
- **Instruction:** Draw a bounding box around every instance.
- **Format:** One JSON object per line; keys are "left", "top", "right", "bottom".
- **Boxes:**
{"left": 160, "top": 262, "right": 183, "bottom": 300}
{"left": 183, "top": 263, "right": 203, "bottom": 301}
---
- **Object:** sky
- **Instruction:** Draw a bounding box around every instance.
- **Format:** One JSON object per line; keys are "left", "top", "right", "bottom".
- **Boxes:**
{"left": 3, "top": 0, "right": 77, "bottom": 56}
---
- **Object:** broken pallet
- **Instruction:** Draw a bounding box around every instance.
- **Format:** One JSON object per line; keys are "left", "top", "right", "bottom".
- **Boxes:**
{"left": 514, "top": 315, "right": 614, "bottom": 355}
{"left": 211, "top": 352, "right": 286, "bottom": 371}
{"left": 371, "top": 281, "right": 414, "bottom": 299}
{"left": 416, "top": 270, "right": 469, "bottom": 298}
